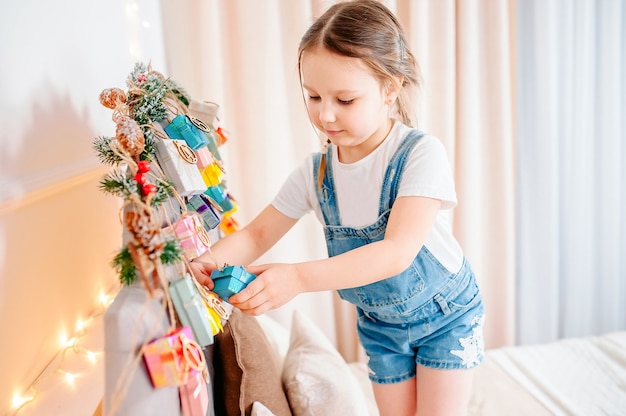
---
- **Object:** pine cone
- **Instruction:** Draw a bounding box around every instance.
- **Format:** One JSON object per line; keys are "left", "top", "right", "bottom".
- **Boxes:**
{"left": 115, "top": 115, "right": 145, "bottom": 157}
{"left": 125, "top": 205, "right": 165, "bottom": 260}
{"left": 99, "top": 88, "right": 127, "bottom": 109}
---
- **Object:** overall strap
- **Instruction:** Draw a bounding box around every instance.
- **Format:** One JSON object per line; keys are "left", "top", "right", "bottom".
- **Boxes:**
{"left": 379, "top": 130, "right": 425, "bottom": 215}
{"left": 313, "top": 149, "right": 342, "bottom": 226}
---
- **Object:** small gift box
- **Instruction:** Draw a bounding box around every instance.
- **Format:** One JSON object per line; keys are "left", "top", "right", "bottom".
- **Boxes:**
{"left": 203, "top": 292, "right": 232, "bottom": 335}
{"left": 189, "top": 100, "right": 219, "bottom": 128}
{"left": 195, "top": 147, "right": 213, "bottom": 169}
{"left": 211, "top": 265, "right": 257, "bottom": 300}
{"left": 204, "top": 184, "right": 234, "bottom": 212}
{"left": 155, "top": 139, "right": 207, "bottom": 197}
{"left": 179, "top": 371, "right": 209, "bottom": 416}
{"left": 212, "top": 278, "right": 246, "bottom": 301}
{"left": 219, "top": 214, "right": 239, "bottom": 235}
{"left": 201, "top": 162, "right": 224, "bottom": 187}
{"left": 169, "top": 274, "right": 215, "bottom": 347}
{"left": 212, "top": 265, "right": 257, "bottom": 285}
{"left": 186, "top": 194, "right": 220, "bottom": 230}
{"left": 204, "top": 129, "right": 223, "bottom": 162}
{"left": 142, "top": 326, "right": 204, "bottom": 388}
{"left": 215, "top": 127, "right": 229, "bottom": 146}
{"left": 164, "top": 213, "right": 211, "bottom": 260}
{"left": 164, "top": 114, "right": 209, "bottom": 151}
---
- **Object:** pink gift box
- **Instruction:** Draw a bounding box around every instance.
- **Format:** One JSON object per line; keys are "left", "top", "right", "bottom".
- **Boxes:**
{"left": 142, "top": 326, "right": 202, "bottom": 388}
{"left": 165, "top": 214, "right": 211, "bottom": 261}
{"left": 179, "top": 371, "right": 209, "bottom": 416}
{"left": 195, "top": 147, "right": 213, "bottom": 169}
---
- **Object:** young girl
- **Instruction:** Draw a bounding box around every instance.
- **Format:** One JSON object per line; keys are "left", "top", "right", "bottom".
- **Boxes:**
{"left": 192, "top": 1, "right": 484, "bottom": 414}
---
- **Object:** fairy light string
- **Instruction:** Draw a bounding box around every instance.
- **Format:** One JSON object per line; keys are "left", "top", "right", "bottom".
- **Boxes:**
{"left": 10, "top": 288, "right": 117, "bottom": 415}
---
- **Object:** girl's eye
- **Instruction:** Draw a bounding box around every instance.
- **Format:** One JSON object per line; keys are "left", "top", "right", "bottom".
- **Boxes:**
{"left": 308, "top": 95, "right": 321, "bottom": 101}
{"left": 338, "top": 99, "right": 354, "bottom": 105}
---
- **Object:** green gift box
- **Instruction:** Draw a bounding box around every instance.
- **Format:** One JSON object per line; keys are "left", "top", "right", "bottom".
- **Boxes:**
{"left": 168, "top": 273, "right": 214, "bottom": 346}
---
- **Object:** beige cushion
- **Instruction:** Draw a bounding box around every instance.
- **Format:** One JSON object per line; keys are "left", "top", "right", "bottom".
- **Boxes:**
{"left": 282, "top": 310, "right": 370, "bottom": 415}
{"left": 213, "top": 309, "right": 292, "bottom": 416}
{"left": 251, "top": 401, "right": 278, "bottom": 416}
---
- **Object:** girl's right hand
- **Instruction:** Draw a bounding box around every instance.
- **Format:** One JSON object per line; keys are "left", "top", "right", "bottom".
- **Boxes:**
{"left": 189, "top": 260, "right": 216, "bottom": 290}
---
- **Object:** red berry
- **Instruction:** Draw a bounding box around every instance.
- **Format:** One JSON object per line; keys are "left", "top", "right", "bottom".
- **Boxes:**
{"left": 134, "top": 172, "right": 147, "bottom": 184}
{"left": 142, "top": 183, "right": 157, "bottom": 195}
{"left": 137, "top": 160, "right": 151, "bottom": 173}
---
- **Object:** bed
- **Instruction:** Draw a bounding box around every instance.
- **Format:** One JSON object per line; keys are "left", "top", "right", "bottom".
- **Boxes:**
{"left": 101, "top": 284, "right": 626, "bottom": 416}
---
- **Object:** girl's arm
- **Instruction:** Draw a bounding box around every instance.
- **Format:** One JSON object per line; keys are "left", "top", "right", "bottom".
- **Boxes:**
{"left": 190, "top": 204, "right": 298, "bottom": 286}
{"left": 230, "top": 195, "right": 442, "bottom": 314}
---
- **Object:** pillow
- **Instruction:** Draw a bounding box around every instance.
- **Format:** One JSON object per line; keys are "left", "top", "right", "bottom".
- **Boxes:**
{"left": 282, "top": 310, "right": 370, "bottom": 416}
{"left": 213, "top": 309, "right": 292, "bottom": 416}
{"left": 348, "top": 362, "right": 379, "bottom": 415}
{"left": 255, "top": 314, "right": 290, "bottom": 369}
{"left": 251, "top": 401, "right": 277, "bottom": 416}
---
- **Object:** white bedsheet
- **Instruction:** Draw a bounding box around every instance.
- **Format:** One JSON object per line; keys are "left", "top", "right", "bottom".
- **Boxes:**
{"left": 488, "top": 331, "right": 626, "bottom": 416}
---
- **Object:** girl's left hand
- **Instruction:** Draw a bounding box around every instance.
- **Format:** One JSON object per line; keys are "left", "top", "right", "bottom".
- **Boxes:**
{"left": 228, "top": 263, "right": 303, "bottom": 316}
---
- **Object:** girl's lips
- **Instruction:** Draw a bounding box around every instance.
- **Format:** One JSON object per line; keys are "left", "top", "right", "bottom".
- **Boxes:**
{"left": 325, "top": 129, "right": 343, "bottom": 136}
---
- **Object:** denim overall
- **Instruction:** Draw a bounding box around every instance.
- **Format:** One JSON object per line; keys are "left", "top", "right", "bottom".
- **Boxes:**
{"left": 313, "top": 130, "right": 484, "bottom": 383}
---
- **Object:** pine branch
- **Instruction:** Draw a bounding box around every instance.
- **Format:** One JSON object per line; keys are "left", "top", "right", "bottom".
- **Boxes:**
{"left": 165, "top": 79, "right": 191, "bottom": 107}
{"left": 161, "top": 237, "right": 184, "bottom": 264}
{"left": 99, "top": 168, "right": 138, "bottom": 199}
{"left": 111, "top": 238, "right": 185, "bottom": 285}
{"left": 93, "top": 136, "right": 123, "bottom": 165}
{"left": 111, "top": 247, "right": 136, "bottom": 286}
{"left": 140, "top": 127, "right": 157, "bottom": 161}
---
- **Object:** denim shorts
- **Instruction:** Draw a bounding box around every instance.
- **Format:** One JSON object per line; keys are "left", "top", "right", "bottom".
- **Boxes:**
{"left": 356, "top": 264, "right": 485, "bottom": 384}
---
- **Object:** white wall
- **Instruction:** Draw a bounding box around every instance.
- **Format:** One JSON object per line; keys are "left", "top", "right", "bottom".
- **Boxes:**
{"left": 0, "top": 1, "right": 167, "bottom": 413}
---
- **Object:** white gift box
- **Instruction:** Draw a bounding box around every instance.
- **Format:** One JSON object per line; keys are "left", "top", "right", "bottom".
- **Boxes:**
{"left": 155, "top": 139, "right": 207, "bottom": 197}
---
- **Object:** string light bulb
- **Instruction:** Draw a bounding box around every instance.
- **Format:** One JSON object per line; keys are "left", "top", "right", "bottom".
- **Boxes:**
{"left": 10, "top": 286, "right": 119, "bottom": 415}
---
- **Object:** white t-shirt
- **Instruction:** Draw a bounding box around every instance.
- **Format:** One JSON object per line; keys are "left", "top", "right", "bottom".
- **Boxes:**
{"left": 271, "top": 121, "right": 464, "bottom": 273}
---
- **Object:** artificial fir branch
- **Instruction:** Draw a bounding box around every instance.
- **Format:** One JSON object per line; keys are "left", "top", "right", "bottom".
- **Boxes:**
{"left": 128, "top": 81, "right": 169, "bottom": 125}
{"left": 93, "top": 136, "right": 123, "bottom": 166}
{"left": 99, "top": 168, "right": 174, "bottom": 208}
{"left": 99, "top": 169, "right": 139, "bottom": 200}
{"left": 150, "top": 179, "right": 175, "bottom": 207}
{"left": 160, "top": 238, "right": 184, "bottom": 264}
{"left": 141, "top": 126, "right": 156, "bottom": 160}
{"left": 126, "top": 62, "right": 191, "bottom": 125}
{"left": 112, "top": 238, "right": 184, "bottom": 285}
{"left": 164, "top": 80, "right": 190, "bottom": 107}
{"left": 112, "top": 247, "right": 136, "bottom": 286}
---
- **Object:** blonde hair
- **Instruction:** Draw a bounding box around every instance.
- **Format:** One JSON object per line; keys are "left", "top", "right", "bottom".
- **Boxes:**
{"left": 297, "top": 0, "right": 421, "bottom": 188}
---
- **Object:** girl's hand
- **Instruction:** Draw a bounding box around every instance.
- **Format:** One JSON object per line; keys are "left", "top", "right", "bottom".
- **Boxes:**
{"left": 228, "top": 263, "right": 303, "bottom": 316}
{"left": 189, "top": 260, "right": 216, "bottom": 290}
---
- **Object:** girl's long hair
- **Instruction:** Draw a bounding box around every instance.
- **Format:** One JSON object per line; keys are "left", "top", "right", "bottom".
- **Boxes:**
{"left": 297, "top": 0, "right": 421, "bottom": 189}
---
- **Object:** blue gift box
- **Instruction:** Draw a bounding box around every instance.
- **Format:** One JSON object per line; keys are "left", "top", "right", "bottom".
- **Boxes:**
{"left": 210, "top": 265, "right": 257, "bottom": 300}
{"left": 168, "top": 273, "right": 214, "bottom": 346}
{"left": 164, "top": 114, "right": 209, "bottom": 151}
{"left": 212, "top": 265, "right": 256, "bottom": 285}
{"left": 204, "top": 184, "right": 234, "bottom": 212}
{"left": 212, "top": 278, "right": 247, "bottom": 301}
{"left": 186, "top": 194, "right": 220, "bottom": 230}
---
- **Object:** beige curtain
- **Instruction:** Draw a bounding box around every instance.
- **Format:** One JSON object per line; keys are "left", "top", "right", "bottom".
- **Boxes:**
{"left": 160, "top": 0, "right": 516, "bottom": 359}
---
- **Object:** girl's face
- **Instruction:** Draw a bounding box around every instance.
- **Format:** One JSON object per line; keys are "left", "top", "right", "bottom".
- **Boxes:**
{"left": 301, "top": 47, "right": 396, "bottom": 163}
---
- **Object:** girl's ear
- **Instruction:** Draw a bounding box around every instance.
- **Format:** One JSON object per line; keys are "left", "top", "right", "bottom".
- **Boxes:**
{"left": 384, "top": 76, "right": 404, "bottom": 105}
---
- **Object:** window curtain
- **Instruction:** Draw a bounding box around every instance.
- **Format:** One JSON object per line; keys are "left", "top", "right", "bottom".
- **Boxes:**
{"left": 159, "top": 0, "right": 517, "bottom": 359}
{"left": 516, "top": 0, "right": 626, "bottom": 345}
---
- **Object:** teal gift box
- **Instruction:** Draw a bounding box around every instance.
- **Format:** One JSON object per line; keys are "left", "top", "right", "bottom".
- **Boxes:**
{"left": 204, "top": 184, "right": 234, "bottom": 212}
{"left": 165, "top": 114, "right": 209, "bottom": 151}
{"left": 211, "top": 265, "right": 257, "bottom": 300}
{"left": 168, "top": 273, "right": 214, "bottom": 346}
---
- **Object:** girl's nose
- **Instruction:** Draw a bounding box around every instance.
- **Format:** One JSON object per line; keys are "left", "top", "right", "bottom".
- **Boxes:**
{"left": 318, "top": 102, "right": 336, "bottom": 124}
